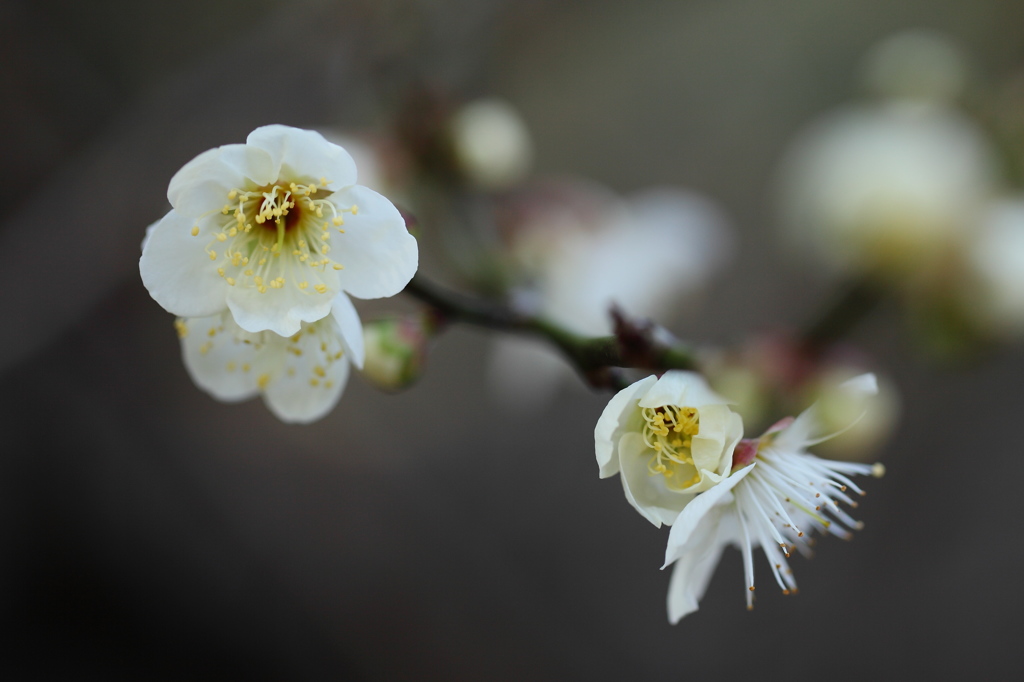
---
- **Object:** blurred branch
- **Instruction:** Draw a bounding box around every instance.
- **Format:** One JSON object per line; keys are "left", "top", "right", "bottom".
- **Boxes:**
{"left": 799, "top": 278, "right": 883, "bottom": 356}
{"left": 403, "top": 274, "right": 699, "bottom": 390}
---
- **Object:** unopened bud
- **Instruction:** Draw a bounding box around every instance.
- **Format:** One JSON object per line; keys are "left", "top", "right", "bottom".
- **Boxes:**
{"left": 451, "top": 98, "right": 533, "bottom": 190}
{"left": 361, "top": 314, "right": 435, "bottom": 391}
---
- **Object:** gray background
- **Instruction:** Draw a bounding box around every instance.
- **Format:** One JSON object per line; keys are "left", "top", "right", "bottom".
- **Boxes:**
{"left": 2, "top": 0, "right": 1024, "bottom": 678}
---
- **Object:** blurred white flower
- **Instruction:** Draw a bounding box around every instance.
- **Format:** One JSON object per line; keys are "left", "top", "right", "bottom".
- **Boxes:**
{"left": 141, "top": 125, "right": 418, "bottom": 337}
{"left": 176, "top": 292, "right": 364, "bottom": 424}
{"left": 778, "top": 102, "right": 998, "bottom": 282}
{"left": 451, "top": 98, "right": 533, "bottom": 190}
{"left": 966, "top": 198, "right": 1024, "bottom": 337}
{"left": 595, "top": 371, "right": 743, "bottom": 528}
{"left": 663, "top": 374, "right": 883, "bottom": 623}
{"left": 490, "top": 183, "right": 732, "bottom": 407}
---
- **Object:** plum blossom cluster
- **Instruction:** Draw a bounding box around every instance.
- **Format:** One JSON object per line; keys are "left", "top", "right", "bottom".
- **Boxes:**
{"left": 595, "top": 371, "right": 883, "bottom": 622}
{"left": 140, "top": 125, "right": 418, "bottom": 422}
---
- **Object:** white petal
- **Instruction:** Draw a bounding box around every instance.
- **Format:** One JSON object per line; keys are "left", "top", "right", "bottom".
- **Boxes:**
{"left": 638, "top": 370, "right": 728, "bottom": 409}
{"left": 689, "top": 405, "right": 744, "bottom": 479}
{"left": 140, "top": 210, "right": 229, "bottom": 318}
{"left": 247, "top": 125, "right": 358, "bottom": 189}
{"left": 774, "top": 372, "right": 878, "bottom": 451}
{"left": 262, "top": 320, "right": 352, "bottom": 423}
{"left": 330, "top": 185, "right": 419, "bottom": 299}
{"left": 618, "top": 431, "right": 691, "bottom": 527}
{"left": 168, "top": 143, "right": 275, "bottom": 218}
{"left": 666, "top": 514, "right": 729, "bottom": 624}
{"left": 179, "top": 313, "right": 263, "bottom": 402}
{"left": 663, "top": 465, "right": 752, "bottom": 567}
{"left": 330, "top": 292, "right": 364, "bottom": 370}
{"left": 226, "top": 280, "right": 335, "bottom": 337}
{"left": 594, "top": 375, "right": 657, "bottom": 478}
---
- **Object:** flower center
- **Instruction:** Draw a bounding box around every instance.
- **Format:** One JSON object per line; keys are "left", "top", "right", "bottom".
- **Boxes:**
{"left": 642, "top": 405, "right": 702, "bottom": 490}
{"left": 191, "top": 178, "right": 358, "bottom": 296}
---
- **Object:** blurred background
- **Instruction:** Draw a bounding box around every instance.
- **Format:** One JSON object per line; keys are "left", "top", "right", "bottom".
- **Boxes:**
{"left": 4, "top": 0, "right": 1024, "bottom": 678}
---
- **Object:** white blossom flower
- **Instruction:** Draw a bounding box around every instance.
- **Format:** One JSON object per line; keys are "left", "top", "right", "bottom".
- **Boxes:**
{"left": 595, "top": 371, "right": 744, "bottom": 528}
{"left": 662, "top": 374, "right": 884, "bottom": 623}
{"left": 175, "top": 292, "right": 364, "bottom": 424}
{"left": 141, "top": 125, "right": 418, "bottom": 337}
{"left": 491, "top": 184, "right": 732, "bottom": 408}
{"left": 777, "top": 102, "right": 997, "bottom": 282}
{"left": 965, "top": 198, "right": 1024, "bottom": 337}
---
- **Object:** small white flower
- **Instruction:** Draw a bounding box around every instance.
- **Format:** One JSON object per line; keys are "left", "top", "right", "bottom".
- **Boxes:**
{"left": 141, "top": 125, "right": 418, "bottom": 337}
{"left": 595, "top": 371, "right": 744, "bottom": 528}
{"left": 662, "top": 374, "right": 884, "bottom": 623}
{"left": 175, "top": 292, "right": 365, "bottom": 424}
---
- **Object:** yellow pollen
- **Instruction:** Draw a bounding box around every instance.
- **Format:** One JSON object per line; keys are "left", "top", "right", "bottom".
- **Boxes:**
{"left": 199, "top": 342, "right": 212, "bottom": 355}
{"left": 299, "top": 281, "right": 308, "bottom": 289}
{"left": 333, "top": 264, "right": 344, "bottom": 270}
{"left": 332, "top": 217, "right": 344, "bottom": 226}
{"left": 190, "top": 225, "right": 199, "bottom": 236}
{"left": 350, "top": 204, "right": 358, "bottom": 215}
{"left": 642, "top": 404, "right": 702, "bottom": 490}
{"left": 174, "top": 320, "right": 189, "bottom": 338}
{"left": 257, "top": 374, "right": 270, "bottom": 389}
{"left": 315, "top": 284, "right": 327, "bottom": 294}
{"left": 313, "top": 366, "right": 326, "bottom": 378}
{"left": 226, "top": 277, "right": 236, "bottom": 286}
{"left": 216, "top": 233, "right": 227, "bottom": 242}
{"left": 242, "top": 363, "right": 251, "bottom": 372}
{"left": 207, "top": 327, "right": 216, "bottom": 337}
{"left": 310, "top": 378, "right": 320, "bottom": 387}
{"left": 321, "top": 244, "right": 330, "bottom": 254}
{"left": 324, "top": 381, "right": 333, "bottom": 388}
{"left": 226, "top": 362, "right": 236, "bottom": 372}
{"left": 208, "top": 251, "right": 217, "bottom": 261}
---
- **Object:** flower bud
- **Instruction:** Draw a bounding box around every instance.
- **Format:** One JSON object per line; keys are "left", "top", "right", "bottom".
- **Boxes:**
{"left": 450, "top": 98, "right": 533, "bottom": 190}
{"left": 361, "top": 314, "right": 434, "bottom": 391}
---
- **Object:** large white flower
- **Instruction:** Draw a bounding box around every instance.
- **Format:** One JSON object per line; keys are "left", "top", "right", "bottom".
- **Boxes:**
{"left": 595, "top": 371, "right": 744, "bottom": 528}
{"left": 141, "top": 125, "right": 418, "bottom": 337}
{"left": 662, "top": 374, "right": 883, "bottom": 623}
{"left": 175, "top": 292, "right": 365, "bottom": 424}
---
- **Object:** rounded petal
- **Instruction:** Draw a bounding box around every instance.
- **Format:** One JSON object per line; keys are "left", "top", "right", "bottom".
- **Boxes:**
{"left": 262, "top": 319, "right": 352, "bottom": 423}
{"left": 168, "top": 143, "right": 275, "bottom": 218}
{"left": 689, "top": 405, "right": 744, "bottom": 480}
{"left": 618, "top": 432, "right": 691, "bottom": 527}
{"left": 638, "top": 370, "right": 728, "bottom": 409}
{"left": 140, "top": 210, "right": 229, "bottom": 318}
{"left": 179, "top": 313, "right": 263, "bottom": 402}
{"left": 594, "top": 375, "right": 657, "bottom": 478}
{"left": 330, "top": 292, "right": 365, "bottom": 370}
{"left": 247, "top": 125, "right": 358, "bottom": 189}
{"left": 226, "top": 280, "right": 335, "bottom": 337}
{"left": 330, "top": 185, "right": 419, "bottom": 299}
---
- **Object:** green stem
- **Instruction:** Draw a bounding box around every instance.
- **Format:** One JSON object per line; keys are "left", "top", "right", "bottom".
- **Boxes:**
{"left": 402, "top": 274, "right": 699, "bottom": 388}
{"left": 799, "top": 279, "right": 882, "bottom": 355}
